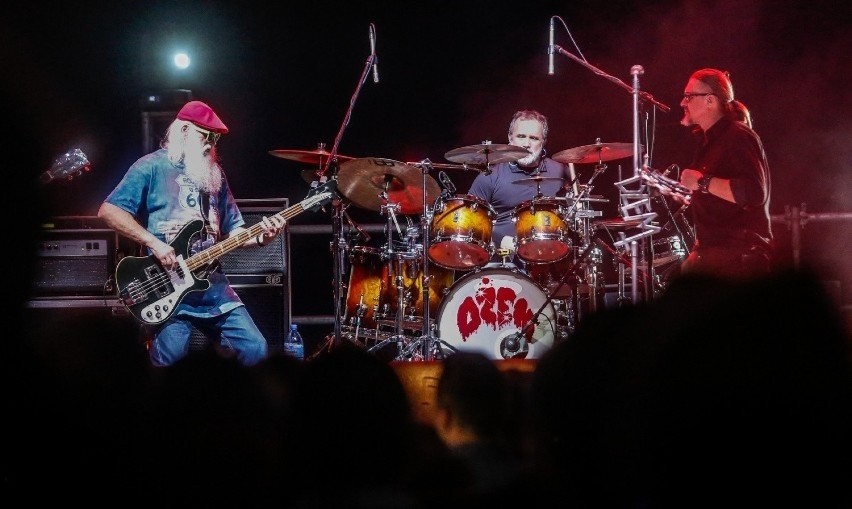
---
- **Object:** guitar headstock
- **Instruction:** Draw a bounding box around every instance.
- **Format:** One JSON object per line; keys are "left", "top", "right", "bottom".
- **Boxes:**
{"left": 304, "top": 178, "right": 339, "bottom": 211}
{"left": 41, "top": 148, "right": 91, "bottom": 185}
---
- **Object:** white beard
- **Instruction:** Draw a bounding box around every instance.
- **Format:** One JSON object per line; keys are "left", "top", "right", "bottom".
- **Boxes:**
{"left": 517, "top": 147, "right": 542, "bottom": 167}
{"left": 183, "top": 135, "right": 223, "bottom": 194}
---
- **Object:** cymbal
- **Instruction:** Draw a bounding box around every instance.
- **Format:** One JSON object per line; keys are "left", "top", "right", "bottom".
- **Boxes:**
{"left": 336, "top": 158, "right": 440, "bottom": 214}
{"left": 511, "top": 176, "right": 564, "bottom": 186}
{"left": 593, "top": 217, "right": 642, "bottom": 230}
{"left": 444, "top": 143, "right": 530, "bottom": 165}
{"left": 268, "top": 148, "right": 355, "bottom": 165}
{"left": 552, "top": 142, "right": 641, "bottom": 164}
{"left": 578, "top": 195, "right": 610, "bottom": 203}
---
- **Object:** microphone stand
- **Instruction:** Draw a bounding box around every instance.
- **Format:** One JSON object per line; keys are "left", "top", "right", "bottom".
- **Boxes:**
{"left": 312, "top": 32, "right": 376, "bottom": 351}
{"left": 553, "top": 44, "right": 670, "bottom": 304}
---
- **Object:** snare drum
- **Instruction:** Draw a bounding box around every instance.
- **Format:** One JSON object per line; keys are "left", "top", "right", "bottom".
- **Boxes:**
{"left": 429, "top": 194, "right": 495, "bottom": 270}
{"left": 436, "top": 268, "right": 557, "bottom": 360}
{"left": 512, "top": 198, "right": 573, "bottom": 263}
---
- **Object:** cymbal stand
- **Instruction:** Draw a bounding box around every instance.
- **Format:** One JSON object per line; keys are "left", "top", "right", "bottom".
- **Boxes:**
{"left": 400, "top": 158, "right": 458, "bottom": 361}
{"left": 367, "top": 187, "right": 409, "bottom": 357}
{"left": 309, "top": 194, "right": 359, "bottom": 360}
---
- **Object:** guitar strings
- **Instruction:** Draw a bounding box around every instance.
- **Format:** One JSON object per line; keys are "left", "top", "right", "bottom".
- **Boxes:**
{"left": 118, "top": 194, "right": 326, "bottom": 319}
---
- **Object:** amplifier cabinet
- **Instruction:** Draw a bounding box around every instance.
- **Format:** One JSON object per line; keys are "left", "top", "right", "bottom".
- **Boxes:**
{"left": 31, "top": 228, "right": 117, "bottom": 298}
{"left": 219, "top": 198, "right": 290, "bottom": 275}
{"left": 189, "top": 275, "right": 289, "bottom": 351}
{"left": 190, "top": 197, "right": 292, "bottom": 352}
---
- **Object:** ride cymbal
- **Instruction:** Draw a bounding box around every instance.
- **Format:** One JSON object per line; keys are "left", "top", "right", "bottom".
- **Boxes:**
{"left": 552, "top": 141, "right": 641, "bottom": 164}
{"left": 336, "top": 158, "right": 440, "bottom": 214}
{"left": 444, "top": 143, "right": 530, "bottom": 165}
{"left": 268, "top": 148, "right": 355, "bottom": 165}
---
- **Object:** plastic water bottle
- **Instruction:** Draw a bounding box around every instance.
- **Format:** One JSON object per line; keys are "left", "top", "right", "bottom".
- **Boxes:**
{"left": 283, "top": 323, "right": 305, "bottom": 361}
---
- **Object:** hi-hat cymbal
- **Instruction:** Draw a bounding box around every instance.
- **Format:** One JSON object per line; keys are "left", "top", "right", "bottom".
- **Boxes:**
{"left": 511, "top": 176, "right": 564, "bottom": 186}
{"left": 444, "top": 143, "right": 530, "bottom": 165}
{"left": 337, "top": 158, "right": 440, "bottom": 214}
{"left": 552, "top": 142, "right": 641, "bottom": 164}
{"left": 268, "top": 148, "right": 355, "bottom": 165}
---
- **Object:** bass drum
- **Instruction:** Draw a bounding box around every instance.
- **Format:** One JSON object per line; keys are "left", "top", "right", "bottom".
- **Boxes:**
{"left": 436, "top": 268, "right": 557, "bottom": 360}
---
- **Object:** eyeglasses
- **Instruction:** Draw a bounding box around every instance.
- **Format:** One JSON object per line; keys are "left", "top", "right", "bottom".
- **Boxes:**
{"left": 195, "top": 129, "right": 221, "bottom": 144}
{"left": 683, "top": 92, "right": 714, "bottom": 101}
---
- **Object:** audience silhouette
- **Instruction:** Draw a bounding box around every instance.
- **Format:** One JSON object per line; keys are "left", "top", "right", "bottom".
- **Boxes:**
{"left": 7, "top": 264, "right": 849, "bottom": 509}
{"left": 432, "top": 351, "right": 527, "bottom": 501}
{"left": 529, "top": 267, "right": 851, "bottom": 509}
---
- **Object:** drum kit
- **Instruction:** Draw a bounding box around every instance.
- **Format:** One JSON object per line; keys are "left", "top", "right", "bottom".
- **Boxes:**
{"left": 270, "top": 140, "right": 676, "bottom": 361}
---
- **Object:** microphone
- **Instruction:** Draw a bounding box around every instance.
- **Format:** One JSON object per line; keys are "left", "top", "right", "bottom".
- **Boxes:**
{"left": 504, "top": 332, "right": 521, "bottom": 353}
{"left": 369, "top": 24, "right": 379, "bottom": 84}
{"left": 548, "top": 16, "right": 555, "bottom": 75}
{"left": 438, "top": 171, "right": 456, "bottom": 195}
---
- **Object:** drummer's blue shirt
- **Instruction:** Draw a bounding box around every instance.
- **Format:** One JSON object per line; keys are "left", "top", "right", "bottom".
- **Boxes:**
{"left": 468, "top": 157, "right": 573, "bottom": 249}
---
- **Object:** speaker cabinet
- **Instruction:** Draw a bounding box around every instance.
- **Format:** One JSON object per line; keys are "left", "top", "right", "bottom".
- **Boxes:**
{"left": 219, "top": 199, "right": 289, "bottom": 275}
{"left": 31, "top": 228, "right": 117, "bottom": 298}
{"left": 190, "top": 198, "right": 291, "bottom": 351}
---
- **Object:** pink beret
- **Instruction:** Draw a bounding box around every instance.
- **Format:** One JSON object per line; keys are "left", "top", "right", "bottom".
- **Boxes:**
{"left": 176, "top": 100, "right": 229, "bottom": 134}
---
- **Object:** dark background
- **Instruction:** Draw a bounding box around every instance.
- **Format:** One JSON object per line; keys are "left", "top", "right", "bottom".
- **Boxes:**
{"left": 5, "top": 0, "right": 851, "bottom": 345}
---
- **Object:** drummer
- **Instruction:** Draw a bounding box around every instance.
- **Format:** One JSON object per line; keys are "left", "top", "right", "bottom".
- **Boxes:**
{"left": 467, "top": 109, "right": 578, "bottom": 263}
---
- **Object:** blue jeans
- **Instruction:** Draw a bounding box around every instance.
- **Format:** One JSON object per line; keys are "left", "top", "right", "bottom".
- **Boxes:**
{"left": 149, "top": 305, "right": 269, "bottom": 367}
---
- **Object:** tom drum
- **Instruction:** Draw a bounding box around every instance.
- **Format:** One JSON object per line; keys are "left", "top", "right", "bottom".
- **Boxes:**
{"left": 512, "top": 198, "right": 574, "bottom": 263}
{"left": 429, "top": 194, "right": 495, "bottom": 270}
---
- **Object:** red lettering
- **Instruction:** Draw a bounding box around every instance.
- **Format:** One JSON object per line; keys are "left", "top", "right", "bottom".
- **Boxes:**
{"left": 456, "top": 296, "right": 480, "bottom": 340}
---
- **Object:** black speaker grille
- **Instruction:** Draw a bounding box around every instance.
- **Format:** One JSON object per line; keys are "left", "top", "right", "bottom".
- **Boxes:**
{"left": 31, "top": 228, "right": 117, "bottom": 297}
{"left": 189, "top": 283, "right": 287, "bottom": 351}
{"left": 219, "top": 201, "right": 289, "bottom": 275}
{"left": 33, "top": 258, "right": 113, "bottom": 295}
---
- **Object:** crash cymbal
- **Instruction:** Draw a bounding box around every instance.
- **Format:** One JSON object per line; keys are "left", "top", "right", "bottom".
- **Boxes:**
{"left": 268, "top": 148, "right": 355, "bottom": 165}
{"left": 444, "top": 143, "right": 530, "bottom": 165}
{"left": 337, "top": 158, "right": 440, "bottom": 214}
{"left": 593, "top": 217, "right": 642, "bottom": 230}
{"left": 552, "top": 142, "right": 641, "bottom": 164}
{"left": 511, "top": 176, "right": 564, "bottom": 186}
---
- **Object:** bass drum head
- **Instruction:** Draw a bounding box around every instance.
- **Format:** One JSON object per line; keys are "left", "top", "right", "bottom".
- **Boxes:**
{"left": 436, "top": 268, "right": 556, "bottom": 360}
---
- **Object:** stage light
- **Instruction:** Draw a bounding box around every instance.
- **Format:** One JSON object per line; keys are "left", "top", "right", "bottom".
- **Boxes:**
{"left": 173, "top": 52, "right": 190, "bottom": 70}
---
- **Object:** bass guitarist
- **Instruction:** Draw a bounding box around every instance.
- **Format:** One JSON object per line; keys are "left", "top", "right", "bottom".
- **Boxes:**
{"left": 98, "top": 100, "right": 285, "bottom": 367}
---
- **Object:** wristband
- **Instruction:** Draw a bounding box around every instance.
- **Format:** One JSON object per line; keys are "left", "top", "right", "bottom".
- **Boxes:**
{"left": 698, "top": 175, "right": 713, "bottom": 194}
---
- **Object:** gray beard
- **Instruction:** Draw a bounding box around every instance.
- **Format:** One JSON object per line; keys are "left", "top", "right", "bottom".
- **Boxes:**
{"left": 183, "top": 141, "right": 222, "bottom": 194}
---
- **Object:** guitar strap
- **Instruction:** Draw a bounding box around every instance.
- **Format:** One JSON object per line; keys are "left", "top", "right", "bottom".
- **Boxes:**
{"left": 197, "top": 191, "right": 222, "bottom": 276}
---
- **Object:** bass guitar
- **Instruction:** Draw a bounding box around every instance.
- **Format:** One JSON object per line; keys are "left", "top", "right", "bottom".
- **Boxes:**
{"left": 116, "top": 180, "right": 336, "bottom": 325}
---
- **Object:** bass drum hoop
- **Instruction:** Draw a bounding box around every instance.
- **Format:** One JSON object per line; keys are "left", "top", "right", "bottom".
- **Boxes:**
{"left": 436, "top": 267, "right": 557, "bottom": 360}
